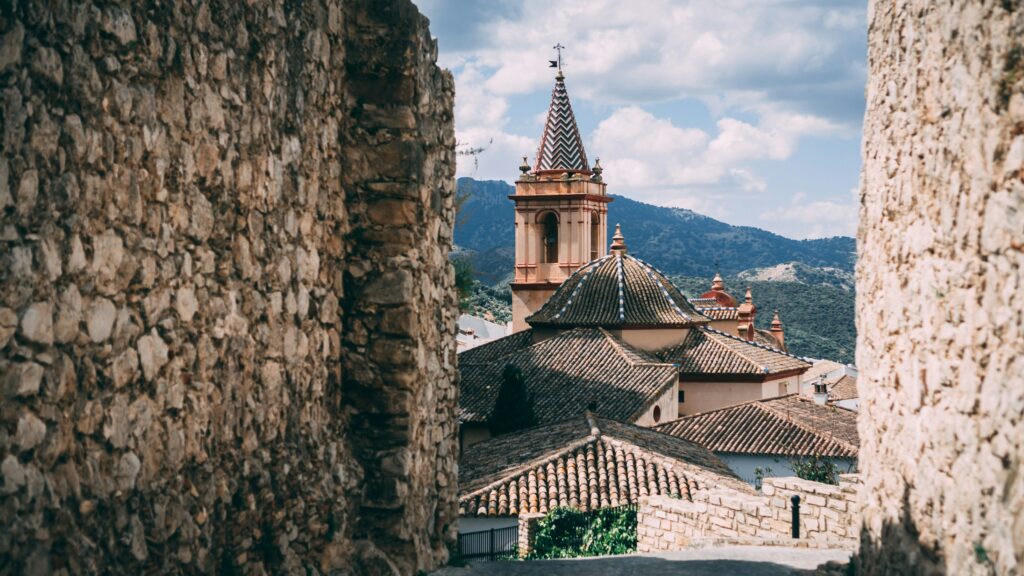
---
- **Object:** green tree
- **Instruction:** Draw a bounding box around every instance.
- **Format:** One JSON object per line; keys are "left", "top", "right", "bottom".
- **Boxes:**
{"left": 453, "top": 256, "right": 475, "bottom": 311}
{"left": 789, "top": 455, "right": 840, "bottom": 485}
{"left": 487, "top": 364, "right": 537, "bottom": 436}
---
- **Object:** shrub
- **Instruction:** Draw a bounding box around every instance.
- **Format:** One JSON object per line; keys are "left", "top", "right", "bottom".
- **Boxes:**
{"left": 528, "top": 506, "right": 637, "bottom": 559}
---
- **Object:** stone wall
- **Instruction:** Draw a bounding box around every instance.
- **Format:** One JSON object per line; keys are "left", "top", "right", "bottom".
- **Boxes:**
{"left": 0, "top": 1, "right": 457, "bottom": 575}
{"left": 637, "top": 476, "right": 860, "bottom": 553}
{"left": 858, "top": 1, "right": 1023, "bottom": 574}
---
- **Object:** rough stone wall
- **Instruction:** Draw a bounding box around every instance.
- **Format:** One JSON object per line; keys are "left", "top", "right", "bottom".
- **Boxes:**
{"left": 0, "top": 1, "right": 457, "bottom": 575}
{"left": 636, "top": 476, "right": 861, "bottom": 552}
{"left": 858, "top": 1, "right": 1023, "bottom": 574}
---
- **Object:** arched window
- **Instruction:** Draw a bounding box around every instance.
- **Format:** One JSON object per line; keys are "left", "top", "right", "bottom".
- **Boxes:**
{"left": 590, "top": 213, "right": 600, "bottom": 260}
{"left": 540, "top": 212, "right": 559, "bottom": 263}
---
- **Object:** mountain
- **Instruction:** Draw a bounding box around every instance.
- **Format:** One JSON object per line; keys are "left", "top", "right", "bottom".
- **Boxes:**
{"left": 454, "top": 178, "right": 856, "bottom": 283}
{"left": 453, "top": 177, "right": 858, "bottom": 363}
{"left": 737, "top": 262, "right": 855, "bottom": 292}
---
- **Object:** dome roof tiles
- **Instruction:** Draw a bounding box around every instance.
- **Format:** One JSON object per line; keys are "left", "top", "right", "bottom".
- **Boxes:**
{"left": 527, "top": 253, "right": 710, "bottom": 328}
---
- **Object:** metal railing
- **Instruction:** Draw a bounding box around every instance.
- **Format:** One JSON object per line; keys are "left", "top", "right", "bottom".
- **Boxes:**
{"left": 455, "top": 525, "right": 518, "bottom": 561}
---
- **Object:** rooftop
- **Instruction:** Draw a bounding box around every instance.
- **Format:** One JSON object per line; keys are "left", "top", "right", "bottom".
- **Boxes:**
{"left": 459, "top": 412, "right": 751, "bottom": 516}
{"left": 654, "top": 394, "right": 859, "bottom": 458}
{"left": 658, "top": 327, "right": 811, "bottom": 377}
{"left": 526, "top": 251, "right": 709, "bottom": 329}
{"left": 458, "top": 328, "right": 678, "bottom": 425}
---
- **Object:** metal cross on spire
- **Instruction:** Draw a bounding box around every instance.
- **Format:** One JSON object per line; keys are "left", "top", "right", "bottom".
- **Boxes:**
{"left": 550, "top": 43, "right": 566, "bottom": 71}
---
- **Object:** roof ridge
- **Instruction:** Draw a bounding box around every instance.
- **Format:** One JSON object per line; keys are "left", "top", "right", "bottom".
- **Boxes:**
{"left": 757, "top": 396, "right": 859, "bottom": 452}
{"left": 701, "top": 326, "right": 811, "bottom": 362}
{"left": 701, "top": 328, "right": 766, "bottom": 373}
{"left": 632, "top": 256, "right": 708, "bottom": 322}
{"left": 552, "top": 255, "right": 610, "bottom": 320}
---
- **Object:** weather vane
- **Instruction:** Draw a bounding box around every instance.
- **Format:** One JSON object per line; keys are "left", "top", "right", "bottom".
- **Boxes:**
{"left": 549, "top": 43, "right": 565, "bottom": 71}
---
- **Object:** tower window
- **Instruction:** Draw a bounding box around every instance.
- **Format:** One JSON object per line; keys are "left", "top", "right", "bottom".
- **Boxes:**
{"left": 540, "top": 212, "right": 559, "bottom": 263}
{"left": 590, "top": 213, "right": 600, "bottom": 260}
{"left": 678, "top": 390, "right": 685, "bottom": 403}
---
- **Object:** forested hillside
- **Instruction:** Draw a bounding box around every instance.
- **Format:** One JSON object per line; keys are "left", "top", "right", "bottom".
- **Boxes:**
{"left": 454, "top": 177, "right": 857, "bottom": 363}
{"left": 455, "top": 178, "right": 856, "bottom": 283}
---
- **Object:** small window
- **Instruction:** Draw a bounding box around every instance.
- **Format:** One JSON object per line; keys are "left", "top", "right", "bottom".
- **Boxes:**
{"left": 653, "top": 406, "right": 662, "bottom": 423}
{"left": 678, "top": 390, "right": 685, "bottom": 403}
{"left": 590, "top": 214, "right": 600, "bottom": 260}
{"left": 540, "top": 212, "right": 559, "bottom": 263}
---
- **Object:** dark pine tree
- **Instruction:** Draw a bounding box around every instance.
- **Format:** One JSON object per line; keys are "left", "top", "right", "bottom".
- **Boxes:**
{"left": 488, "top": 364, "right": 537, "bottom": 436}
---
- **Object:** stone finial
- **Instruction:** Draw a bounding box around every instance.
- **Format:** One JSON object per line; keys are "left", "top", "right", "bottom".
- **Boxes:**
{"left": 610, "top": 223, "right": 627, "bottom": 254}
{"left": 771, "top": 309, "right": 783, "bottom": 330}
{"left": 519, "top": 156, "right": 531, "bottom": 175}
{"left": 712, "top": 271, "right": 724, "bottom": 291}
{"left": 744, "top": 286, "right": 753, "bottom": 304}
{"left": 592, "top": 158, "right": 603, "bottom": 181}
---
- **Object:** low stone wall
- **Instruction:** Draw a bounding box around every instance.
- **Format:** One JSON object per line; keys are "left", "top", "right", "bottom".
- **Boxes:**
{"left": 637, "top": 475, "right": 861, "bottom": 553}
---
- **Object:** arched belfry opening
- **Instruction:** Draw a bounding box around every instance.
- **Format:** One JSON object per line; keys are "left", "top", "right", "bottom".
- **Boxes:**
{"left": 540, "top": 212, "right": 559, "bottom": 263}
{"left": 590, "top": 212, "right": 601, "bottom": 261}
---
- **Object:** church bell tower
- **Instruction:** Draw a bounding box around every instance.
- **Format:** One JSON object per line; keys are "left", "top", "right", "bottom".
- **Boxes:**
{"left": 510, "top": 54, "right": 611, "bottom": 332}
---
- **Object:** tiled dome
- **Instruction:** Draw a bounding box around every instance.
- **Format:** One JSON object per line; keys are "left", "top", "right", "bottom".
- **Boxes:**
{"left": 527, "top": 245, "right": 709, "bottom": 329}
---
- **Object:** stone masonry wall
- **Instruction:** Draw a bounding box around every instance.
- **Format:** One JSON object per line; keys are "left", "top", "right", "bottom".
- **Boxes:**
{"left": 0, "top": 1, "right": 457, "bottom": 575}
{"left": 637, "top": 475, "right": 860, "bottom": 553}
{"left": 858, "top": 1, "right": 1023, "bottom": 574}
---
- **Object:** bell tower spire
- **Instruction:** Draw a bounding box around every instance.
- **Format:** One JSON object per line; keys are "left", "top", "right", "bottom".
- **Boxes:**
{"left": 509, "top": 51, "right": 612, "bottom": 332}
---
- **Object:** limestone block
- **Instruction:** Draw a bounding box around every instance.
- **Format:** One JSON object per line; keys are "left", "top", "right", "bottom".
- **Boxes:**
{"left": 19, "top": 302, "right": 53, "bottom": 345}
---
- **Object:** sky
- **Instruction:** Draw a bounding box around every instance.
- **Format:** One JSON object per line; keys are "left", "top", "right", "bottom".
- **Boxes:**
{"left": 416, "top": 0, "right": 866, "bottom": 240}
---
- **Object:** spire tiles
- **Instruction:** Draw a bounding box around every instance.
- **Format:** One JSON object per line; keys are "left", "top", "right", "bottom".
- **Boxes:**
{"left": 534, "top": 69, "right": 589, "bottom": 173}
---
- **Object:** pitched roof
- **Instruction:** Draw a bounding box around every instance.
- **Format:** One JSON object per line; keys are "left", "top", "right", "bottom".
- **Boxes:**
{"left": 688, "top": 297, "right": 721, "bottom": 308}
{"left": 534, "top": 72, "right": 589, "bottom": 172}
{"left": 459, "top": 413, "right": 751, "bottom": 516}
{"left": 655, "top": 394, "right": 859, "bottom": 458}
{"left": 458, "top": 328, "right": 678, "bottom": 425}
{"left": 527, "top": 253, "right": 709, "bottom": 328}
{"left": 659, "top": 327, "right": 811, "bottom": 377}
{"left": 802, "top": 359, "right": 846, "bottom": 382}
{"left": 827, "top": 374, "right": 858, "bottom": 401}
{"left": 696, "top": 307, "right": 740, "bottom": 321}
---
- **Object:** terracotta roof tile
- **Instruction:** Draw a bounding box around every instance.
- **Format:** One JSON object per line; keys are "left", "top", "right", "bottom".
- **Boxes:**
{"left": 458, "top": 328, "right": 678, "bottom": 424}
{"left": 688, "top": 297, "right": 721, "bottom": 307}
{"left": 827, "top": 374, "right": 858, "bottom": 401}
{"left": 655, "top": 394, "right": 858, "bottom": 458}
{"left": 534, "top": 72, "right": 588, "bottom": 172}
{"left": 459, "top": 413, "right": 751, "bottom": 516}
{"left": 659, "top": 327, "right": 811, "bottom": 376}
{"left": 695, "top": 307, "right": 740, "bottom": 321}
{"left": 527, "top": 254, "right": 709, "bottom": 328}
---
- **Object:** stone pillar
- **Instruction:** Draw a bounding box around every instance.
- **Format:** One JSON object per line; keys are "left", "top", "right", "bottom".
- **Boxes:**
{"left": 517, "top": 513, "right": 545, "bottom": 558}
{"left": 858, "top": 1, "right": 1024, "bottom": 574}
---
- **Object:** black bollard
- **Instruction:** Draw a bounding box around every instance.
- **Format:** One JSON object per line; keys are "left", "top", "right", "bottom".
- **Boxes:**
{"left": 791, "top": 494, "right": 801, "bottom": 538}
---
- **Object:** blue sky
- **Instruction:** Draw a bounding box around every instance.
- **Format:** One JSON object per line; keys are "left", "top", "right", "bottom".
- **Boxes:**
{"left": 417, "top": 0, "right": 866, "bottom": 239}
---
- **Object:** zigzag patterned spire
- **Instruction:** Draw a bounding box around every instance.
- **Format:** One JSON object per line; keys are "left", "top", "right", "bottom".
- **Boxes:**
{"left": 534, "top": 71, "right": 590, "bottom": 172}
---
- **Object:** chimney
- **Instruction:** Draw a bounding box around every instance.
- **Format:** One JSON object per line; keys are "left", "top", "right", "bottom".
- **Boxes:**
{"left": 813, "top": 380, "right": 829, "bottom": 405}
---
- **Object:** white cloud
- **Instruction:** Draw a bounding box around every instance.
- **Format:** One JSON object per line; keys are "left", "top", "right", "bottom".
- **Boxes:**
{"left": 442, "top": 0, "right": 865, "bottom": 122}
{"left": 590, "top": 106, "right": 839, "bottom": 204}
{"left": 760, "top": 195, "right": 859, "bottom": 239}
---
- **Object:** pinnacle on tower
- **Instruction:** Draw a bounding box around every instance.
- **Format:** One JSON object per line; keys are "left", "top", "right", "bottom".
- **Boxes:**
{"left": 610, "top": 224, "right": 627, "bottom": 254}
{"left": 534, "top": 65, "right": 589, "bottom": 173}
